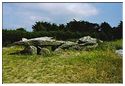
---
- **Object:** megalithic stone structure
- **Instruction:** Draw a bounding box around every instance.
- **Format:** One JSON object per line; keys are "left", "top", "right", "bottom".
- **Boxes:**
{"left": 14, "top": 36, "right": 102, "bottom": 55}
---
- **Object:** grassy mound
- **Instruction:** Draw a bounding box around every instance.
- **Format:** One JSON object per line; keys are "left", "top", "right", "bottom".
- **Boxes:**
{"left": 2, "top": 39, "right": 122, "bottom": 83}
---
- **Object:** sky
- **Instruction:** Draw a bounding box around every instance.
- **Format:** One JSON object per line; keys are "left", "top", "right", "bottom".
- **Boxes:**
{"left": 3, "top": 3, "right": 123, "bottom": 31}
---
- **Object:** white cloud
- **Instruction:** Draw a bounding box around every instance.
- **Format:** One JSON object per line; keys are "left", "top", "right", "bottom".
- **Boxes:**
{"left": 27, "top": 3, "right": 99, "bottom": 23}
{"left": 21, "top": 3, "right": 99, "bottom": 16}
{"left": 29, "top": 15, "right": 51, "bottom": 22}
{"left": 10, "top": 3, "right": 98, "bottom": 17}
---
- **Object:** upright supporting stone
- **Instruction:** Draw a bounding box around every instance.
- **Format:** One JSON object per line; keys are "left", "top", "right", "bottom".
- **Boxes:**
{"left": 39, "top": 48, "right": 51, "bottom": 56}
{"left": 21, "top": 46, "right": 37, "bottom": 55}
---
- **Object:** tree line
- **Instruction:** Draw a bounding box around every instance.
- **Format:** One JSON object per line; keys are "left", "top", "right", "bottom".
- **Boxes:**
{"left": 3, "top": 20, "right": 122, "bottom": 46}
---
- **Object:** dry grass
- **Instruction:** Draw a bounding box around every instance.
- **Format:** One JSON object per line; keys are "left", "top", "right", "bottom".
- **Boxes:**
{"left": 2, "top": 39, "right": 123, "bottom": 83}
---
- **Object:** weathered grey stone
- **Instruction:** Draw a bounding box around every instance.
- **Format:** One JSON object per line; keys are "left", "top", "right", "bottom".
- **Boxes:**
{"left": 77, "top": 36, "right": 97, "bottom": 44}
{"left": 58, "top": 41, "right": 77, "bottom": 49}
{"left": 39, "top": 48, "right": 51, "bottom": 56}
{"left": 68, "top": 43, "right": 98, "bottom": 50}
{"left": 97, "top": 39, "right": 103, "bottom": 43}
{"left": 116, "top": 49, "right": 123, "bottom": 57}
{"left": 21, "top": 46, "right": 37, "bottom": 55}
{"left": 83, "top": 43, "right": 98, "bottom": 50}
{"left": 15, "top": 37, "right": 64, "bottom": 47}
{"left": 69, "top": 44, "right": 82, "bottom": 50}
{"left": 29, "top": 37, "right": 54, "bottom": 41}
{"left": 30, "top": 40, "right": 64, "bottom": 46}
{"left": 22, "top": 38, "right": 28, "bottom": 41}
{"left": 14, "top": 36, "right": 101, "bottom": 55}
{"left": 54, "top": 48, "right": 63, "bottom": 53}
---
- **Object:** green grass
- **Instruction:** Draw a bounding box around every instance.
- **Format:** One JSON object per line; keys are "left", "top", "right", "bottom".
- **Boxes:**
{"left": 2, "top": 39, "right": 123, "bottom": 83}
{"left": 96, "top": 39, "right": 123, "bottom": 50}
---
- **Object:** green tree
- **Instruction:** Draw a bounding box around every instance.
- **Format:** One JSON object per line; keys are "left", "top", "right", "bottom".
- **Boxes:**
{"left": 99, "top": 22, "right": 113, "bottom": 40}
{"left": 114, "top": 21, "right": 123, "bottom": 39}
{"left": 32, "top": 21, "right": 46, "bottom": 31}
{"left": 16, "top": 27, "right": 27, "bottom": 32}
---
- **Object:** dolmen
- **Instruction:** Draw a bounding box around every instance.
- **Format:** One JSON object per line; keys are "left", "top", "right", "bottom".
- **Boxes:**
{"left": 14, "top": 36, "right": 102, "bottom": 55}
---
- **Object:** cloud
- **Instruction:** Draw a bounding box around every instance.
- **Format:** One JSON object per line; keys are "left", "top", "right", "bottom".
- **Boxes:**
{"left": 16, "top": 3, "right": 99, "bottom": 16}
{"left": 3, "top": 3, "right": 99, "bottom": 30}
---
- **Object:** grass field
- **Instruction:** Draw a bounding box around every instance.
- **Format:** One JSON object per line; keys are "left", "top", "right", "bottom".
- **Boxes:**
{"left": 2, "top": 39, "right": 123, "bottom": 83}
